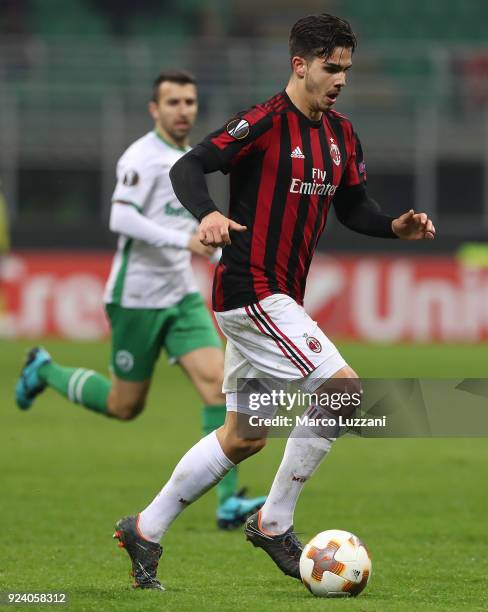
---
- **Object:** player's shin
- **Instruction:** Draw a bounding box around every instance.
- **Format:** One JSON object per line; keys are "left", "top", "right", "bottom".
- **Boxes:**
{"left": 138, "top": 430, "right": 234, "bottom": 542}
{"left": 202, "top": 404, "right": 238, "bottom": 503}
{"left": 259, "top": 409, "right": 334, "bottom": 535}
{"left": 39, "top": 362, "right": 110, "bottom": 414}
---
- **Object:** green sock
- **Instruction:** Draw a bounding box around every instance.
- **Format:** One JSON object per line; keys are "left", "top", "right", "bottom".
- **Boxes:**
{"left": 38, "top": 362, "right": 110, "bottom": 415}
{"left": 203, "top": 404, "right": 238, "bottom": 505}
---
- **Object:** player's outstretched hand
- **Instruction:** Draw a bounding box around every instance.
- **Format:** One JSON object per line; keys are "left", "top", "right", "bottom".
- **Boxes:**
{"left": 187, "top": 233, "right": 217, "bottom": 258}
{"left": 199, "top": 211, "right": 247, "bottom": 247}
{"left": 392, "top": 209, "right": 436, "bottom": 240}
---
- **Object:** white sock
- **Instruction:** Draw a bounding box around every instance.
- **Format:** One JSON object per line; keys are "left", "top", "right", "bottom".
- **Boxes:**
{"left": 260, "top": 426, "right": 332, "bottom": 535}
{"left": 138, "top": 431, "right": 234, "bottom": 542}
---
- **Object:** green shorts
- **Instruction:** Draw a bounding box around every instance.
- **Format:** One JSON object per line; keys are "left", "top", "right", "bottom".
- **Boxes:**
{"left": 105, "top": 292, "right": 222, "bottom": 382}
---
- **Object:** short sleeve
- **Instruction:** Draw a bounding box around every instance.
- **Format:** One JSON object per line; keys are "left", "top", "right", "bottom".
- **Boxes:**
{"left": 342, "top": 131, "right": 367, "bottom": 189}
{"left": 198, "top": 106, "right": 273, "bottom": 173}
{"left": 111, "top": 159, "right": 158, "bottom": 210}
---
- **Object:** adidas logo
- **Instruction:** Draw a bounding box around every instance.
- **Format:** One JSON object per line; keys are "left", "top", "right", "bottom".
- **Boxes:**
{"left": 290, "top": 146, "right": 305, "bottom": 159}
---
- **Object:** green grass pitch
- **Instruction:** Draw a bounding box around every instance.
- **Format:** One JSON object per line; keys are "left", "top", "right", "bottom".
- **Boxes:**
{"left": 1, "top": 339, "right": 488, "bottom": 611}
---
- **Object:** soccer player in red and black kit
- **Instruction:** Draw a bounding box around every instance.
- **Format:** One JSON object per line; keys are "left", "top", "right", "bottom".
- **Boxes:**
{"left": 114, "top": 14, "right": 435, "bottom": 590}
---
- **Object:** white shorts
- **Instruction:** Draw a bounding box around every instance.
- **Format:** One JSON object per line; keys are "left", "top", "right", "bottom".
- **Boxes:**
{"left": 215, "top": 294, "right": 347, "bottom": 413}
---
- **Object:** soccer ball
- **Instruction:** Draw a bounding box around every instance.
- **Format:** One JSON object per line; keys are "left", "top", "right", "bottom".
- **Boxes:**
{"left": 299, "top": 529, "right": 371, "bottom": 597}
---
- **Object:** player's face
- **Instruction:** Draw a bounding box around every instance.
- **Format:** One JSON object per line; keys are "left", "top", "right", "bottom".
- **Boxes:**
{"left": 149, "top": 82, "right": 198, "bottom": 144}
{"left": 303, "top": 47, "right": 353, "bottom": 112}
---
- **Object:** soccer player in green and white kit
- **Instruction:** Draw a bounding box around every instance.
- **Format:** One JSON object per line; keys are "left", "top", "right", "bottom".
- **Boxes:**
{"left": 15, "top": 70, "right": 265, "bottom": 529}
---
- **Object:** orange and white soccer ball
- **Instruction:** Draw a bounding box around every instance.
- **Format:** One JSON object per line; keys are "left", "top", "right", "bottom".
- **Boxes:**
{"left": 299, "top": 529, "right": 371, "bottom": 597}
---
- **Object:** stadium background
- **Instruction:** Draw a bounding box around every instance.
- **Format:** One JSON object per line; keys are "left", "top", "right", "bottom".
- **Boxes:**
{"left": 1, "top": 2, "right": 488, "bottom": 610}
{"left": 2, "top": 0, "right": 488, "bottom": 340}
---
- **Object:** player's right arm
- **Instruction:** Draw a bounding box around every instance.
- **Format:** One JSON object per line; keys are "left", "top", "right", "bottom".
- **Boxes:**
{"left": 170, "top": 109, "right": 273, "bottom": 246}
{"left": 110, "top": 159, "right": 214, "bottom": 257}
{"left": 109, "top": 203, "right": 215, "bottom": 256}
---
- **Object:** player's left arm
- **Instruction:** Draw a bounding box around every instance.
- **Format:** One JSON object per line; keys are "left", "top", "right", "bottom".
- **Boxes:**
{"left": 334, "top": 127, "right": 435, "bottom": 240}
{"left": 333, "top": 184, "right": 436, "bottom": 240}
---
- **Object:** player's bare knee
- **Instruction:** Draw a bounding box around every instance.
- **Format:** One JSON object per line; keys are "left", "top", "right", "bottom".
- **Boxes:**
{"left": 117, "top": 405, "right": 144, "bottom": 421}
{"left": 234, "top": 435, "right": 266, "bottom": 456}
{"left": 201, "top": 385, "right": 224, "bottom": 407}
{"left": 340, "top": 366, "right": 361, "bottom": 397}
{"left": 333, "top": 364, "right": 359, "bottom": 380}
{"left": 315, "top": 366, "right": 362, "bottom": 419}
{"left": 226, "top": 435, "right": 266, "bottom": 461}
{"left": 217, "top": 409, "right": 267, "bottom": 461}
{"left": 218, "top": 421, "right": 266, "bottom": 461}
{"left": 199, "top": 371, "right": 224, "bottom": 406}
{"left": 109, "top": 398, "right": 145, "bottom": 421}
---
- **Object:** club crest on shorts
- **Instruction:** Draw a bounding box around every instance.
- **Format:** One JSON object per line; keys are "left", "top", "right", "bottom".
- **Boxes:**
{"left": 115, "top": 350, "right": 134, "bottom": 372}
{"left": 122, "top": 170, "right": 139, "bottom": 186}
{"left": 305, "top": 335, "right": 322, "bottom": 353}
{"left": 226, "top": 118, "right": 250, "bottom": 140}
{"left": 329, "top": 138, "right": 341, "bottom": 166}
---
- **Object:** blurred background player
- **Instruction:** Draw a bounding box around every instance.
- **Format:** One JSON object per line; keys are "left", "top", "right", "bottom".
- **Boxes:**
{"left": 14, "top": 70, "right": 265, "bottom": 530}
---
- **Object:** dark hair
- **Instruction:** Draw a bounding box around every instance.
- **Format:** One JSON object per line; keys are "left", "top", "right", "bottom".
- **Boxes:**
{"left": 289, "top": 13, "right": 357, "bottom": 61}
{"left": 151, "top": 70, "right": 196, "bottom": 102}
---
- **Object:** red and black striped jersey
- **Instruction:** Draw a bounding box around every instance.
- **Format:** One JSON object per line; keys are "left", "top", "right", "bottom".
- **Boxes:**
{"left": 199, "top": 91, "right": 367, "bottom": 312}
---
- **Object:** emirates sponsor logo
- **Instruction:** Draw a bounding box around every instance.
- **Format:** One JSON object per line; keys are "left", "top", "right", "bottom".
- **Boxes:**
{"left": 289, "top": 167, "right": 338, "bottom": 196}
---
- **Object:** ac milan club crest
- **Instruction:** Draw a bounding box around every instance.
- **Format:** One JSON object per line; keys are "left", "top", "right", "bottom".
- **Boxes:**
{"left": 305, "top": 335, "right": 322, "bottom": 353}
{"left": 329, "top": 138, "right": 341, "bottom": 166}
